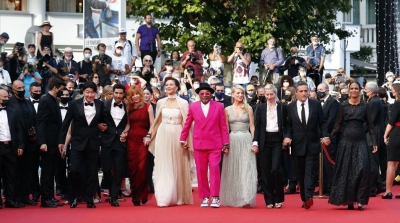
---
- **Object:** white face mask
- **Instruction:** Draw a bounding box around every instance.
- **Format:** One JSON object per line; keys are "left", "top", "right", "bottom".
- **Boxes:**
{"left": 0, "top": 67, "right": 3, "bottom": 71}
{"left": 151, "top": 82, "right": 159, "bottom": 88}
{"left": 0, "top": 41, "right": 4, "bottom": 45}
{"left": 283, "top": 82, "right": 289, "bottom": 87}
{"left": 269, "top": 45, "right": 275, "bottom": 48}
{"left": 116, "top": 49, "right": 122, "bottom": 54}
{"left": 193, "top": 83, "right": 200, "bottom": 89}
{"left": 65, "top": 56, "right": 72, "bottom": 60}
{"left": 312, "top": 41, "right": 319, "bottom": 45}
{"left": 388, "top": 77, "right": 394, "bottom": 82}
{"left": 130, "top": 79, "right": 137, "bottom": 84}
{"left": 300, "top": 72, "right": 306, "bottom": 77}
{"left": 84, "top": 54, "right": 91, "bottom": 59}
{"left": 166, "top": 66, "right": 173, "bottom": 71}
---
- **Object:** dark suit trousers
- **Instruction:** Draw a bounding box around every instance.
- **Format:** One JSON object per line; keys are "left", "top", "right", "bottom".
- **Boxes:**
{"left": 30, "top": 149, "right": 41, "bottom": 199}
{"left": 16, "top": 151, "right": 31, "bottom": 202}
{"left": 379, "top": 144, "right": 387, "bottom": 182}
{"left": 40, "top": 148, "right": 58, "bottom": 201}
{"left": 69, "top": 141, "right": 99, "bottom": 203}
{"left": 292, "top": 149, "right": 318, "bottom": 201}
{"left": 101, "top": 137, "right": 126, "bottom": 200}
{"left": 146, "top": 152, "right": 155, "bottom": 193}
{"left": 0, "top": 143, "right": 18, "bottom": 202}
{"left": 259, "top": 132, "right": 284, "bottom": 205}
{"left": 55, "top": 150, "right": 68, "bottom": 194}
{"left": 322, "top": 143, "right": 335, "bottom": 193}
{"left": 369, "top": 146, "right": 385, "bottom": 193}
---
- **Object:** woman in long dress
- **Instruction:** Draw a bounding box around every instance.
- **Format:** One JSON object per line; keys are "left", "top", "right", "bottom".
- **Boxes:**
{"left": 220, "top": 85, "right": 258, "bottom": 207}
{"left": 328, "top": 82, "right": 377, "bottom": 210}
{"left": 145, "top": 77, "right": 193, "bottom": 207}
{"left": 126, "top": 85, "right": 154, "bottom": 206}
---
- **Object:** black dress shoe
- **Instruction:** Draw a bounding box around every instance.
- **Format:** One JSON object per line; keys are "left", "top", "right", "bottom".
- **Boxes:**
{"left": 51, "top": 197, "right": 60, "bottom": 203}
{"left": 110, "top": 200, "right": 120, "bottom": 207}
{"left": 382, "top": 192, "right": 393, "bottom": 199}
{"left": 23, "top": 200, "right": 38, "bottom": 206}
{"left": 31, "top": 197, "right": 39, "bottom": 202}
{"left": 142, "top": 199, "right": 148, "bottom": 205}
{"left": 70, "top": 198, "right": 78, "bottom": 208}
{"left": 347, "top": 204, "right": 354, "bottom": 210}
{"left": 16, "top": 201, "right": 25, "bottom": 207}
{"left": 40, "top": 200, "right": 57, "bottom": 208}
{"left": 56, "top": 189, "right": 62, "bottom": 196}
{"left": 358, "top": 205, "right": 364, "bottom": 210}
{"left": 87, "top": 201, "right": 96, "bottom": 208}
{"left": 5, "top": 201, "right": 21, "bottom": 208}
{"left": 285, "top": 189, "right": 297, "bottom": 194}
{"left": 133, "top": 199, "right": 140, "bottom": 206}
{"left": 301, "top": 202, "right": 306, "bottom": 208}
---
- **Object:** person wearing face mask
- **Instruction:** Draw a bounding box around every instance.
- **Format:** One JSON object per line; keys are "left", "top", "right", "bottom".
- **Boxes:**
{"left": 316, "top": 83, "right": 340, "bottom": 196}
{"left": 283, "top": 47, "right": 308, "bottom": 78}
{"left": 339, "top": 87, "right": 349, "bottom": 103}
{"left": 18, "top": 64, "right": 42, "bottom": 98}
{"left": 92, "top": 43, "right": 112, "bottom": 87}
{"left": 110, "top": 42, "right": 131, "bottom": 85}
{"left": 209, "top": 43, "right": 226, "bottom": 84}
{"left": 213, "top": 83, "right": 232, "bottom": 108}
{"left": 0, "top": 58, "right": 12, "bottom": 85}
{"left": 77, "top": 48, "right": 93, "bottom": 87}
{"left": 0, "top": 32, "right": 9, "bottom": 53}
{"left": 8, "top": 80, "right": 38, "bottom": 207}
{"left": 159, "top": 60, "right": 174, "bottom": 85}
{"left": 188, "top": 78, "right": 201, "bottom": 103}
{"left": 259, "top": 37, "right": 284, "bottom": 86}
{"left": 0, "top": 88, "right": 25, "bottom": 208}
{"left": 57, "top": 47, "right": 78, "bottom": 82}
{"left": 246, "top": 84, "right": 255, "bottom": 102}
{"left": 382, "top": 71, "right": 396, "bottom": 104}
{"left": 304, "top": 34, "right": 326, "bottom": 86}
{"left": 293, "top": 66, "right": 316, "bottom": 91}
{"left": 172, "top": 70, "right": 189, "bottom": 101}
{"left": 277, "top": 76, "right": 294, "bottom": 103}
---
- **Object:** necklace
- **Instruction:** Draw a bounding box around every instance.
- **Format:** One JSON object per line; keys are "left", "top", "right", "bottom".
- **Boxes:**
{"left": 133, "top": 102, "right": 144, "bottom": 110}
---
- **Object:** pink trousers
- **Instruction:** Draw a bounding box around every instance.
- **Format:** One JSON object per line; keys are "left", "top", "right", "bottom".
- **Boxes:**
{"left": 194, "top": 149, "right": 221, "bottom": 198}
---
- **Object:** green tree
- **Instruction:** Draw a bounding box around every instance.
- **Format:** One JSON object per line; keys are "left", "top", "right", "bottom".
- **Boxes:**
{"left": 127, "top": 0, "right": 352, "bottom": 61}
{"left": 350, "top": 45, "right": 373, "bottom": 63}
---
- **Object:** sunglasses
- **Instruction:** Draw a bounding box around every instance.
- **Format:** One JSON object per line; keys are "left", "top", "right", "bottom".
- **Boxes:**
{"left": 145, "top": 60, "right": 152, "bottom": 62}
{"left": 93, "top": 76, "right": 99, "bottom": 79}
{"left": 199, "top": 92, "right": 211, "bottom": 96}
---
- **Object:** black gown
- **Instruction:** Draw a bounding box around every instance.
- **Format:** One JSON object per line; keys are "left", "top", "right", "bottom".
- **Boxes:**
{"left": 328, "top": 100, "right": 376, "bottom": 206}
{"left": 387, "top": 101, "right": 400, "bottom": 160}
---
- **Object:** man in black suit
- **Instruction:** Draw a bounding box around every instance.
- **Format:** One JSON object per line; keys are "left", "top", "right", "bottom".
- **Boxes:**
{"left": 283, "top": 81, "right": 330, "bottom": 209}
{"left": 316, "top": 83, "right": 339, "bottom": 195}
{"left": 0, "top": 88, "right": 24, "bottom": 208}
{"left": 98, "top": 84, "right": 129, "bottom": 207}
{"left": 37, "top": 77, "right": 66, "bottom": 208}
{"left": 58, "top": 81, "right": 104, "bottom": 208}
{"left": 9, "top": 80, "right": 38, "bottom": 207}
{"left": 364, "top": 82, "right": 385, "bottom": 196}
{"left": 213, "top": 83, "right": 232, "bottom": 108}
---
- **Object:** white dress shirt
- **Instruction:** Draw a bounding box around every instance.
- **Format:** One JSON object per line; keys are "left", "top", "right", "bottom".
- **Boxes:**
{"left": 30, "top": 97, "right": 39, "bottom": 113}
{"left": 27, "top": 54, "right": 37, "bottom": 65}
{"left": 110, "top": 99, "right": 125, "bottom": 127}
{"left": 0, "top": 69, "right": 12, "bottom": 85}
{"left": 297, "top": 99, "right": 309, "bottom": 124}
{"left": 201, "top": 101, "right": 210, "bottom": 117}
{"left": 60, "top": 102, "right": 68, "bottom": 122}
{"left": 0, "top": 109, "right": 11, "bottom": 141}
{"left": 84, "top": 99, "right": 96, "bottom": 125}
{"left": 321, "top": 95, "right": 330, "bottom": 107}
{"left": 266, "top": 103, "right": 279, "bottom": 132}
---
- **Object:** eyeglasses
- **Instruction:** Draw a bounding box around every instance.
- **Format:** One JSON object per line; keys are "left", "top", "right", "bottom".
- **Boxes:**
{"left": 199, "top": 92, "right": 211, "bottom": 96}
{"left": 145, "top": 60, "right": 152, "bottom": 62}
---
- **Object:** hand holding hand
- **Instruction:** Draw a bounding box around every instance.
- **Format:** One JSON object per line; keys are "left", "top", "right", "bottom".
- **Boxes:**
{"left": 58, "top": 144, "right": 64, "bottom": 154}
{"left": 372, "top": 145, "right": 378, "bottom": 153}
{"left": 222, "top": 145, "right": 229, "bottom": 154}
{"left": 143, "top": 137, "right": 151, "bottom": 146}
{"left": 251, "top": 145, "right": 259, "bottom": 154}
{"left": 181, "top": 141, "right": 189, "bottom": 150}
{"left": 41, "top": 144, "right": 48, "bottom": 152}
{"left": 283, "top": 138, "right": 292, "bottom": 146}
{"left": 17, "top": 149, "right": 23, "bottom": 156}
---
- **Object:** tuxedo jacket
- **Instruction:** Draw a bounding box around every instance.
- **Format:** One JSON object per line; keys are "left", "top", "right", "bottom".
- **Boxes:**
{"left": 37, "top": 93, "right": 63, "bottom": 152}
{"left": 0, "top": 107, "right": 24, "bottom": 155}
{"left": 180, "top": 100, "right": 229, "bottom": 150}
{"left": 284, "top": 99, "right": 329, "bottom": 156}
{"left": 321, "top": 95, "right": 340, "bottom": 134}
{"left": 59, "top": 98, "right": 104, "bottom": 151}
{"left": 367, "top": 96, "right": 384, "bottom": 146}
{"left": 100, "top": 99, "right": 128, "bottom": 148}
{"left": 9, "top": 96, "right": 36, "bottom": 145}
{"left": 253, "top": 102, "right": 286, "bottom": 151}
{"left": 213, "top": 95, "right": 232, "bottom": 108}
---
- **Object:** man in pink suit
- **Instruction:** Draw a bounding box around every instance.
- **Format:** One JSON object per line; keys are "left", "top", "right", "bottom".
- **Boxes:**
{"left": 180, "top": 83, "right": 229, "bottom": 208}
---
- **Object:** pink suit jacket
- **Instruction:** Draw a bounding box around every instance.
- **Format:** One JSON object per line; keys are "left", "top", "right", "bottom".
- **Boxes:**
{"left": 180, "top": 100, "right": 229, "bottom": 150}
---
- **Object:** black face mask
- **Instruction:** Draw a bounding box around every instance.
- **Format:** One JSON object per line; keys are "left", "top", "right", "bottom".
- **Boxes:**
{"left": 60, "top": 97, "right": 70, "bottom": 104}
{"left": 31, "top": 93, "right": 41, "bottom": 100}
{"left": 68, "top": 90, "right": 74, "bottom": 97}
{"left": 15, "top": 90, "right": 25, "bottom": 99}
{"left": 1, "top": 99, "right": 9, "bottom": 107}
{"left": 285, "top": 95, "right": 292, "bottom": 101}
{"left": 340, "top": 94, "right": 349, "bottom": 101}
{"left": 316, "top": 91, "right": 326, "bottom": 99}
{"left": 57, "top": 89, "right": 64, "bottom": 98}
{"left": 258, "top": 95, "right": 266, "bottom": 103}
{"left": 363, "top": 91, "right": 368, "bottom": 100}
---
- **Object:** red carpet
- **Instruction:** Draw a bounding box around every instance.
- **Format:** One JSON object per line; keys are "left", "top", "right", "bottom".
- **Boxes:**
{"left": 2, "top": 187, "right": 400, "bottom": 223}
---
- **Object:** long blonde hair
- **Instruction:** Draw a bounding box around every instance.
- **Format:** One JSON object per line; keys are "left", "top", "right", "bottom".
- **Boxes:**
{"left": 231, "top": 85, "right": 249, "bottom": 113}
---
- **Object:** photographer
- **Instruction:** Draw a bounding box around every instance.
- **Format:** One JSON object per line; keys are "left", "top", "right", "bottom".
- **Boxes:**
{"left": 0, "top": 32, "right": 9, "bottom": 52}
{"left": 18, "top": 64, "right": 42, "bottom": 98}
{"left": 181, "top": 40, "right": 204, "bottom": 82}
{"left": 92, "top": 43, "right": 112, "bottom": 86}
{"left": 0, "top": 58, "right": 12, "bottom": 85}
{"left": 304, "top": 34, "right": 326, "bottom": 86}
{"left": 8, "top": 42, "right": 27, "bottom": 82}
{"left": 227, "top": 41, "right": 251, "bottom": 88}
{"left": 57, "top": 47, "right": 78, "bottom": 82}
{"left": 135, "top": 14, "right": 162, "bottom": 62}
{"left": 36, "top": 46, "right": 58, "bottom": 93}
{"left": 209, "top": 43, "right": 226, "bottom": 84}
{"left": 283, "top": 47, "right": 307, "bottom": 78}
{"left": 259, "top": 37, "right": 284, "bottom": 86}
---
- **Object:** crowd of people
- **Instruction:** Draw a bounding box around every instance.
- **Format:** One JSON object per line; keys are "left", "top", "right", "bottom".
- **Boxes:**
{"left": 1, "top": 15, "right": 400, "bottom": 212}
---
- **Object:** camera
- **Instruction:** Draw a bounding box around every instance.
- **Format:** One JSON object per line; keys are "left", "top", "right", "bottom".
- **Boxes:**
{"left": 68, "top": 74, "right": 75, "bottom": 80}
{"left": 16, "top": 42, "right": 25, "bottom": 55}
{"left": 27, "top": 64, "right": 34, "bottom": 74}
{"left": 148, "top": 40, "right": 155, "bottom": 52}
{"left": 98, "top": 55, "right": 107, "bottom": 66}
{"left": 189, "top": 52, "right": 197, "bottom": 63}
{"left": 238, "top": 47, "right": 244, "bottom": 52}
{"left": 38, "top": 54, "right": 52, "bottom": 78}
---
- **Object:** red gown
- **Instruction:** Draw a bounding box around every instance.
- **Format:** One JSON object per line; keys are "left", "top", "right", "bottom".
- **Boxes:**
{"left": 127, "top": 103, "right": 151, "bottom": 201}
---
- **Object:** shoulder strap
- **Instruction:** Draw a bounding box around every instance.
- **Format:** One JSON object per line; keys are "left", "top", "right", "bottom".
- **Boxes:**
{"left": 127, "top": 40, "right": 133, "bottom": 55}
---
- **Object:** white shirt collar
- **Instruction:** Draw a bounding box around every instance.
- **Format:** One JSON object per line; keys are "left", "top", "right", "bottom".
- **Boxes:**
{"left": 167, "top": 94, "right": 177, "bottom": 99}
{"left": 297, "top": 98, "right": 308, "bottom": 106}
{"left": 201, "top": 101, "right": 210, "bottom": 107}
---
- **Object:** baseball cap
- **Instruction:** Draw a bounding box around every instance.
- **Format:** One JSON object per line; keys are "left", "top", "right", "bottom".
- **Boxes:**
{"left": 0, "top": 32, "right": 9, "bottom": 39}
{"left": 115, "top": 42, "right": 124, "bottom": 48}
{"left": 119, "top": 28, "right": 127, "bottom": 34}
{"left": 28, "top": 44, "right": 36, "bottom": 48}
{"left": 246, "top": 84, "right": 255, "bottom": 91}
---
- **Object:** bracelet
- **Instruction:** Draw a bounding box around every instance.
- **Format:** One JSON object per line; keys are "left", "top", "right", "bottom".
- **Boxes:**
{"left": 145, "top": 133, "right": 151, "bottom": 138}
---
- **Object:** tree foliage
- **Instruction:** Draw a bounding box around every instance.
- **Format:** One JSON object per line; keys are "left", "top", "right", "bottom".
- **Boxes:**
{"left": 351, "top": 45, "right": 373, "bottom": 63}
{"left": 127, "top": 0, "right": 352, "bottom": 61}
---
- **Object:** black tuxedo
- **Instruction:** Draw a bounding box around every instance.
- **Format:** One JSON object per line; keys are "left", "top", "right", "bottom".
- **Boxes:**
{"left": 37, "top": 93, "right": 63, "bottom": 203}
{"left": 320, "top": 95, "right": 339, "bottom": 194}
{"left": 285, "top": 99, "right": 329, "bottom": 201}
{"left": 59, "top": 98, "right": 103, "bottom": 203}
{"left": 253, "top": 103, "right": 286, "bottom": 205}
{"left": 213, "top": 95, "right": 232, "bottom": 108}
{"left": 100, "top": 99, "right": 128, "bottom": 200}
{"left": 0, "top": 107, "right": 24, "bottom": 204}
{"left": 8, "top": 95, "right": 38, "bottom": 203}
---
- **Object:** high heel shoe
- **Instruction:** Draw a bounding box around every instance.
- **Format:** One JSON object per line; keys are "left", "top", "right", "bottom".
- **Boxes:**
{"left": 347, "top": 204, "right": 354, "bottom": 210}
{"left": 357, "top": 204, "right": 364, "bottom": 210}
{"left": 382, "top": 192, "right": 393, "bottom": 199}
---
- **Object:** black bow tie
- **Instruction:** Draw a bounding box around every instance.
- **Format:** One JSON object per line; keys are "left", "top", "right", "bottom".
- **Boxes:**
{"left": 0, "top": 107, "right": 6, "bottom": 111}
{"left": 85, "top": 102, "right": 94, "bottom": 107}
{"left": 114, "top": 103, "right": 122, "bottom": 108}
{"left": 32, "top": 100, "right": 40, "bottom": 104}
{"left": 60, "top": 106, "right": 68, "bottom": 110}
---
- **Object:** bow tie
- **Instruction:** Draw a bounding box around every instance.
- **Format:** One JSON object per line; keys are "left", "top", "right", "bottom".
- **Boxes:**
{"left": 0, "top": 107, "right": 6, "bottom": 111}
{"left": 32, "top": 100, "right": 40, "bottom": 104}
{"left": 60, "top": 106, "right": 68, "bottom": 110}
{"left": 85, "top": 102, "right": 94, "bottom": 107}
{"left": 114, "top": 103, "right": 122, "bottom": 108}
